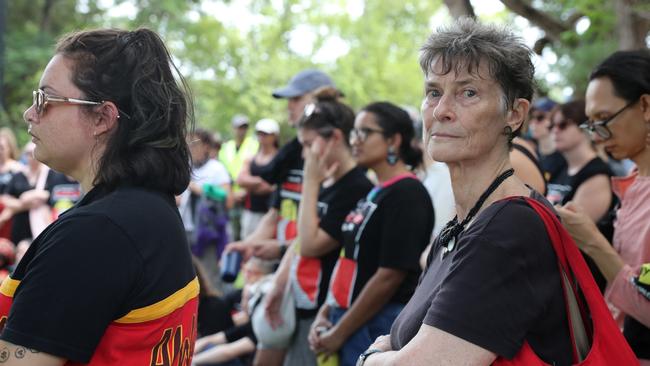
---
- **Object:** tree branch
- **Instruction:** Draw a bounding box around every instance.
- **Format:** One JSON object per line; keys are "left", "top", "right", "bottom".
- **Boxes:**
{"left": 443, "top": 0, "right": 475, "bottom": 19}
{"left": 499, "top": 0, "right": 569, "bottom": 42}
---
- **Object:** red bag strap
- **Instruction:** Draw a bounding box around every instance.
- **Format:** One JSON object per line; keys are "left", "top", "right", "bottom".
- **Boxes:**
{"left": 518, "top": 198, "right": 612, "bottom": 361}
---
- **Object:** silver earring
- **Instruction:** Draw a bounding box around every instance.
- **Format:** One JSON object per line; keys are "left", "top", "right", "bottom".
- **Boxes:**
{"left": 387, "top": 146, "right": 398, "bottom": 165}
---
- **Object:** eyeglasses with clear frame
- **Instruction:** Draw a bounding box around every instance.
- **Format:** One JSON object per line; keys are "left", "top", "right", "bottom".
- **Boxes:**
{"left": 579, "top": 100, "right": 637, "bottom": 140}
{"left": 32, "top": 89, "right": 103, "bottom": 116}
{"left": 349, "top": 127, "right": 384, "bottom": 143}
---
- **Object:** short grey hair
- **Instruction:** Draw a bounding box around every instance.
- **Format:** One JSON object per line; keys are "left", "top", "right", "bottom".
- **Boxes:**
{"left": 420, "top": 18, "right": 535, "bottom": 111}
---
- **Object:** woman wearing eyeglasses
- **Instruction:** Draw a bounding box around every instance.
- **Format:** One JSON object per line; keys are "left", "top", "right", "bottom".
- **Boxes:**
{"left": 308, "top": 102, "right": 433, "bottom": 366}
{"left": 0, "top": 28, "right": 198, "bottom": 365}
{"left": 264, "top": 87, "right": 373, "bottom": 366}
{"left": 558, "top": 49, "right": 650, "bottom": 364}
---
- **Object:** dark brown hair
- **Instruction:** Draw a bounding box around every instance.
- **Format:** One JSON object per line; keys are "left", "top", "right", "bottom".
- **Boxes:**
{"left": 56, "top": 28, "right": 193, "bottom": 195}
{"left": 297, "top": 86, "right": 355, "bottom": 146}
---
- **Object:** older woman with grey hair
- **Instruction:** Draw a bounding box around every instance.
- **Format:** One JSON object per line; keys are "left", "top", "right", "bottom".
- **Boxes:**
{"left": 358, "top": 19, "right": 575, "bottom": 366}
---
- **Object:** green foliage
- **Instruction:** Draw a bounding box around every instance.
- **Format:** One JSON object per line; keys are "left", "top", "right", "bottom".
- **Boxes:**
{"left": 1, "top": 0, "right": 639, "bottom": 145}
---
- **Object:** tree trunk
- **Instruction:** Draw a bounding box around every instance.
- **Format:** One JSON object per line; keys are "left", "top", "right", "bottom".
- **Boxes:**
{"left": 615, "top": 0, "right": 650, "bottom": 50}
{"left": 442, "top": 0, "right": 475, "bottom": 19}
{"left": 40, "top": 0, "right": 56, "bottom": 33}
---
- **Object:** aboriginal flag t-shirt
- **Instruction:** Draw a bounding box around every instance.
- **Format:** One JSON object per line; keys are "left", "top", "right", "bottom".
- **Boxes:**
{"left": 0, "top": 185, "right": 198, "bottom": 365}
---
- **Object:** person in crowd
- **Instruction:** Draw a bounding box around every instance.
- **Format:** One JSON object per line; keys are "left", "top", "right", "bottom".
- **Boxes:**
{"left": 1, "top": 142, "right": 83, "bottom": 242}
{"left": 308, "top": 102, "right": 433, "bottom": 366}
{"left": 193, "top": 257, "right": 277, "bottom": 366}
{"left": 528, "top": 97, "right": 567, "bottom": 182}
{"left": 510, "top": 133, "right": 546, "bottom": 194}
{"left": 359, "top": 19, "right": 574, "bottom": 366}
{"left": 0, "top": 238, "right": 15, "bottom": 282}
{"left": 0, "top": 28, "right": 198, "bottom": 364}
{"left": 0, "top": 142, "right": 50, "bottom": 243}
{"left": 557, "top": 49, "right": 650, "bottom": 364}
{"left": 262, "top": 87, "right": 372, "bottom": 366}
{"left": 0, "top": 128, "right": 24, "bottom": 240}
{"left": 220, "top": 115, "right": 259, "bottom": 242}
{"left": 180, "top": 128, "right": 232, "bottom": 288}
{"left": 237, "top": 119, "right": 280, "bottom": 239}
{"left": 224, "top": 69, "right": 339, "bottom": 366}
{"left": 546, "top": 100, "right": 615, "bottom": 290}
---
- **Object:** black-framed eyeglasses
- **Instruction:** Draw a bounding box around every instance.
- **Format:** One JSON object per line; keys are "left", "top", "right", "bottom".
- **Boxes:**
{"left": 349, "top": 127, "right": 384, "bottom": 143}
{"left": 32, "top": 89, "right": 103, "bottom": 116}
{"left": 579, "top": 100, "right": 637, "bottom": 140}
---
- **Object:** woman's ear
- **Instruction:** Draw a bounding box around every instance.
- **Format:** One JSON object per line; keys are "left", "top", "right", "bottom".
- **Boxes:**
{"left": 640, "top": 93, "right": 650, "bottom": 123}
{"left": 506, "top": 98, "right": 530, "bottom": 133}
{"left": 388, "top": 133, "right": 402, "bottom": 151}
{"left": 93, "top": 102, "right": 120, "bottom": 137}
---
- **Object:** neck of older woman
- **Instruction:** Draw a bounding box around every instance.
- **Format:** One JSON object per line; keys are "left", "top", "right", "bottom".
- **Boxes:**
{"left": 562, "top": 140, "right": 597, "bottom": 176}
{"left": 372, "top": 160, "right": 410, "bottom": 185}
{"left": 448, "top": 150, "right": 525, "bottom": 220}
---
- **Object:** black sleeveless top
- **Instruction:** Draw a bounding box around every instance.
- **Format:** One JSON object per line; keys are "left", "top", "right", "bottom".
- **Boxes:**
{"left": 512, "top": 142, "right": 546, "bottom": 195}
{"left": 246, "top": 158, "right": 273, "bottom": 213}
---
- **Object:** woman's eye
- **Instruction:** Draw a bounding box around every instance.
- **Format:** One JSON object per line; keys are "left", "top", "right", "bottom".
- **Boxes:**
{"left": 426, "top": 89, "right": 441, "bottom": 98}
{"left": 462, "top": 89, "right": 476, "bottom": 98}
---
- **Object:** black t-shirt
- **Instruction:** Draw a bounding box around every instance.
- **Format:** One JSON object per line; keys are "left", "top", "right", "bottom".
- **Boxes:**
{"left": 3, "top": 172, "right": 31, "bottom": 243}
{"left": 256, "top": 137, "right": 304, "bottom": 187}
{"left": 263, "top": 138, "right": 304, "bottom": 243}
{"left": 3, "top": 170, "right": 82, "bottom": 243}
{"left": 546, "top": 157, "right": 612, "bottom": 206}
{"left": 246, "top": 158, "right": 273, "bottom": 213}
{"left": 331, "top": 177, "right": 433, "bottom": 307}
{"left": 539, "top": 150, "right": 567, "bottom": 183}
{"left": 45, "top": 171, "right": 82, "bottom": 218}
{"left": 197, "top": 295, "right": 234, "bottom": 337}
{"left": 0, "top": 170, "right": 16, "bottom": 195}
{"left": 546, "top": 157, "right": 615, "bottom": 291}
{"left": 0, "top": 185, "right": 197, "bottom": 363}
{"left": 291, "top": 167, "right": 372, "bottom": 317}
{"left": 390, "top": 192, "right": 572, "bottom": 365}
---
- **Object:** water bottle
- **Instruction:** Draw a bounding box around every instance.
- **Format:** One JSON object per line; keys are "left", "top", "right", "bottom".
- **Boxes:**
{"left": 221, "top": 251, "right": 242, "bottom": 283}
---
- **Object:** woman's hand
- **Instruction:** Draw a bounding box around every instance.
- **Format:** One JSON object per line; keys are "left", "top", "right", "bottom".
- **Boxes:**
{"left": 263, "top": 282, "right": 286, "bottom": 330}
{"left": 308, "top": 306, "right": 333, "bottom": 354}
{"left": 303, "top": 137, "right": 338, "bottom": 185}
{"left": 556, "top": 201, "right": 604, "bottom": 252}
{"left": 316, "top": 325, "right": 345, "bottom": 355}
{"left": 368, "top": 334, "right": 392, "bottom": 353}
{"left": 193, "top": 332, "right": 225, "bottom": 354}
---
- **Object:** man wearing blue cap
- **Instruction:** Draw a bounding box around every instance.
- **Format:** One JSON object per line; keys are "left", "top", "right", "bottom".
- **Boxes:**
{"left": 225, "top": 69, "right": 339, "bottom": 366}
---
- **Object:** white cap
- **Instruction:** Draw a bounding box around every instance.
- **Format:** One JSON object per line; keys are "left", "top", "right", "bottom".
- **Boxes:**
{"left": 255, "top": 118, "right": 280, "bottom": 135}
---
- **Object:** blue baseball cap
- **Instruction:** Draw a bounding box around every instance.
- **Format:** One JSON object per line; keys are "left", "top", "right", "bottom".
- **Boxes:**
{"left": 532, "top": 97, "right": 557, "bottom": 113}
{"left": 272, "top": 69, "right": 336, "bottom": 99}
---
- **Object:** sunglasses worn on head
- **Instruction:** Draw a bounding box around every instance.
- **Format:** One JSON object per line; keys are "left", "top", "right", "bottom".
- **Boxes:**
{"left": 349, "top": 127, "right": 384, "bottom": 143}
{"left": 32, "top": 89, "right": 102, "bottom": 116}
{"left": 579, "top": 100, "right": 638, "bottom": 140}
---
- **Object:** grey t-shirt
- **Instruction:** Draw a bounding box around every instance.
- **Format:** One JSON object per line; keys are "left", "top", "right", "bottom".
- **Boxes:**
{"left": 390, "top": 193, "right": 572, "bottom": 365}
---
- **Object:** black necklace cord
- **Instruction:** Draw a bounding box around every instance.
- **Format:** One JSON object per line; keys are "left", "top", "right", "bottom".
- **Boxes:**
{"left": 437, "top": 168, "right": 515, "bottom": 252}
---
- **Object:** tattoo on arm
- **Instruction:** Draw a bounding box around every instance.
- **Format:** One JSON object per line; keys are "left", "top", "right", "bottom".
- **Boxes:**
{"left": 0, "top": 348, "right": 9, "bottom": 362}
{"left": 0, "top": 346, "right": 39, "bottom": 363}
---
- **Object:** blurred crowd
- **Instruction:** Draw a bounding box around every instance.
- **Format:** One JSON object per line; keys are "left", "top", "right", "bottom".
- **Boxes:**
{"left": 0, "top": 19, "right": 648, "bottom": 366}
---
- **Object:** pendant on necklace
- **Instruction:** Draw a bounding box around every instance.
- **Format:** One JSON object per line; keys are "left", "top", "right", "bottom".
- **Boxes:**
{"left": 441, "top": 236, "right": 456, "bottom": 259}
